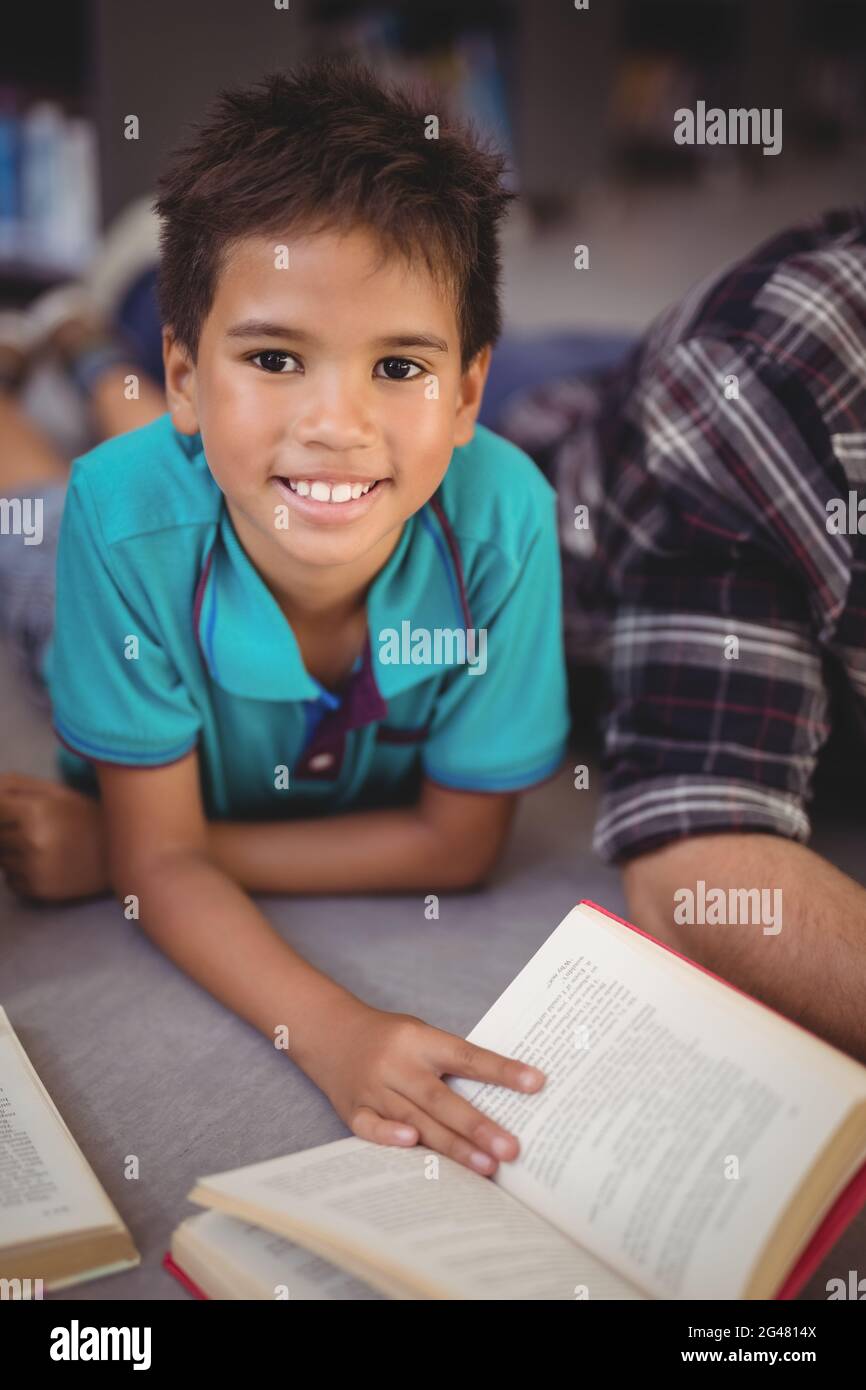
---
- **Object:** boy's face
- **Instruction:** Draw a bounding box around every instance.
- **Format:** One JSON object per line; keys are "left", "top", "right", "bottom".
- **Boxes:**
{"left": 164, "top": 224, "right": 490, "bottom": 585}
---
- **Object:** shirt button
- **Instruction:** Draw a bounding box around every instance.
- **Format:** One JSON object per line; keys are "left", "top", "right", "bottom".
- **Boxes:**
{"left": 308, "top": 752, "right": 334, "bottom": 771}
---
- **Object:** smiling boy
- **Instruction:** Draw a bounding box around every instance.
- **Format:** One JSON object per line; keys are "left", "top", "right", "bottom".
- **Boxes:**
{"left": 0, "top": 61, "right": 569, "bottom": 1176}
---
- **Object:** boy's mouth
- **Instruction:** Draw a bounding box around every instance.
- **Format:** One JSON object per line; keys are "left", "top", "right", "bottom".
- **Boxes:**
{"left": 277, "top": 476, "right": 383, "bottom": 504}
{"left": 270, "top": 474, "right": 388, "bottom": 524}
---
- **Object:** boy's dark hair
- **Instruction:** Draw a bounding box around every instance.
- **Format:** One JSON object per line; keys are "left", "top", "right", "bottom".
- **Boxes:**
{"left": 154, "top": 57, "right": 516, "bottom": 372}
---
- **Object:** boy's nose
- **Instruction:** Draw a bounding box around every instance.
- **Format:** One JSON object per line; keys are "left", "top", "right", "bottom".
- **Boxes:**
{"left": 293, "top": 373, "right": 377, "bottom": 450}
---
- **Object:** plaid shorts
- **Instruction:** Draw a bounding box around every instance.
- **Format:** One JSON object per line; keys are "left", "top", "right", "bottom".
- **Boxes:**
{"left": 0, "top": 480, "right": 66, "bottom": 704}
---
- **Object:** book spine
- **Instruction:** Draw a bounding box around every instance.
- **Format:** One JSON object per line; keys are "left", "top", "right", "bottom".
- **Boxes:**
{"left": 162, "top": 1251, "right": 209, "bottom": 1300}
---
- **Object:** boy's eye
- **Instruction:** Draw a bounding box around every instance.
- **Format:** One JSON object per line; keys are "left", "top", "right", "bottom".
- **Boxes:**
{"left": 375, "top": 357, "right": 422, "bottom": 381}
{"left": 248, "top": 352, "right": 422, "bottom": 380}
{"left": 251, "top": 350, "right": 297, "bottom": 374}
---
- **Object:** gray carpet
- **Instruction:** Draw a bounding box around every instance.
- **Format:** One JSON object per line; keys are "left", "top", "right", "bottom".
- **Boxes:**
{"left": 1, "top": 638, "right": 864, "bottom": 1301}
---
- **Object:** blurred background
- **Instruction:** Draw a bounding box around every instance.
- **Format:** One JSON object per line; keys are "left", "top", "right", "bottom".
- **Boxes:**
{"left": 2, "top": 0, "right": 866, "bottom": 451}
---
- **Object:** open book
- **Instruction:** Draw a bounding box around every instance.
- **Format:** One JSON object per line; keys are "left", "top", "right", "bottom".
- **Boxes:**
{"left": 0, "top": 1006, "right": 140, "bottom": 1291}
{"left": 166, "top": 902, "right": 866, "bottom": 1300}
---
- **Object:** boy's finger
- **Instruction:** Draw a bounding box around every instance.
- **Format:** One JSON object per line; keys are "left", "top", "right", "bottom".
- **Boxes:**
{"left": 382, "top": 1091, "right": 498, "bottom": 1176}
{"left": 435, "top": 1033, "right": 545, "bottom": 1095}
{"left": 349, "top": 1104, "right": 418, "bottom": 1148}
{"left": 0, "top": 808, "right": 33, "bottom": 838}
{"left": 0, "top": 793, "right": 38, "bottom": 818}
{"left": 405, "top": 1076, "right": 521, "bottom": 1162}
{"left": 0, "top": 773, "right": 47, "bottom": 794}
{"left": 1, "top": 868, "right": 29, "bottom": 896}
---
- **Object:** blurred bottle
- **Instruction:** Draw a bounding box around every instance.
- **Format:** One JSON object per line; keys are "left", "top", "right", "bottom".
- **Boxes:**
{"left": 20, "top": 100, "right": 98, "bottom": 273}
{"left": 55, "top": 117, "right": 99, "bottom": 269}
{"left": 21, "top": 101, "right": 62, "bottom": 265}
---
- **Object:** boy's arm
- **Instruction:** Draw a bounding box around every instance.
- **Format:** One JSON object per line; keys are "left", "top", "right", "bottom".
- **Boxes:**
{"left": 207, "top": 780, "right": 520, "bottom": 894}
{"left": 95, "top": 750, "right": 360, "bottom": 1055}
{"left": 94, "top": 749, "right": 544, "bottom": 1175}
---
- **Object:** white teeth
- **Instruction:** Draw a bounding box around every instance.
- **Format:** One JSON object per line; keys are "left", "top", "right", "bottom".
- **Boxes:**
{"left": 283, "top": 478, "right": 379, "bottom": 503}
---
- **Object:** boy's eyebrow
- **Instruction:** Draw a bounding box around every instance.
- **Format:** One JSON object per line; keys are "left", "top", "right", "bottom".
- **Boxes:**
{"left": 376, "top": 333, "right": 449, "bottom": 354}
{"left": 226, "top": 320, "right": 449, "bottom": 353}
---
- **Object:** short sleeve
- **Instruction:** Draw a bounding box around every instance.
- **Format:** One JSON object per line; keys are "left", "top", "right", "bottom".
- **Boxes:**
{"left": 593, "top": 337, "right": 840, "bottom": 862}
{"left": 47, "top": 468, "right": 202, "bottom": 766}
{"left": 593, "top": 592, "right": 829, "bottom": 862}
{"left": 422, "top": 502, "right": 570, "bottom": 791}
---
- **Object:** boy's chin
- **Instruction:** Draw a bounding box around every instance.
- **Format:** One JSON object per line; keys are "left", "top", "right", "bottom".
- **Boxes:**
{"left": 273, "top": 530, "right": 380, "bottom": 569}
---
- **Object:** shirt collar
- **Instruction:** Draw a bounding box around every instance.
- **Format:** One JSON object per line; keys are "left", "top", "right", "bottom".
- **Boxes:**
{"left": 193, "top": 488, "right": 471, "bottom": 706}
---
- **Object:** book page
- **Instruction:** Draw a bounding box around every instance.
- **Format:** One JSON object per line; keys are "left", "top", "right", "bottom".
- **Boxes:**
{"left": 0, "top": 1014, "right": 117, "bottom": 1249}
{"left": 447, "top": 903, "right": 866, "bottom": 1300}
{"left": 190, "top": 1135, "right": 644, "bottom": 1300}
{"left": 180, "top": 1211, "right": 387, "bottom": 1299}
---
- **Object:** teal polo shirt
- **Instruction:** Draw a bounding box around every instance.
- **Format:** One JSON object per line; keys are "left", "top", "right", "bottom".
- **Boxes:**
{"left": 43, "top": 412, "right": 570, "bottom": 819}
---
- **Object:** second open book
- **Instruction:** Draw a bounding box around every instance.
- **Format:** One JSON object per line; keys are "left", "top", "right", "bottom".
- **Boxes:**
{"left": 168, "top": 902, "right": 866, "bottom": 1300}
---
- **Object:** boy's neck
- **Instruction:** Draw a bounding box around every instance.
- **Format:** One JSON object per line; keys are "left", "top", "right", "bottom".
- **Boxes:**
{"left": 271, "top": 565, "right": 371, "bottom": 629}
{"left": 227, "top": 499, "right": 403, "bottom": 629}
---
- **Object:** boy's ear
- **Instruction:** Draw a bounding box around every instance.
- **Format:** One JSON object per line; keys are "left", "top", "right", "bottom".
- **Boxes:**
{"left": 453, "top": 344, "right": 493, "bottom": 447}
{"left": 162, "top": 328, "right": 200, "bottom": 435}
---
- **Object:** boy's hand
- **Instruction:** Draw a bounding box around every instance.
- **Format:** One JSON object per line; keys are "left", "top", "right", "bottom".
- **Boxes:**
{"left": 303, "top": 998, "right": 545, "bottom": 1176}
{"left": 0, "top": 773, "right": 109, "bottom": 901}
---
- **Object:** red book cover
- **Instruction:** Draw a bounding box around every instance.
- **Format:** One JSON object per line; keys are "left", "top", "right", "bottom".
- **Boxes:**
{"left": 163, "top": 1251, "right": 208, "bottom": 1300}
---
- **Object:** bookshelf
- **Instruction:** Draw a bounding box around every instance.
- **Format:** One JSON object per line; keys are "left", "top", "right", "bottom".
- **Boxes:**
{"left": 2, "top": 0, "right": 865, "bottom": 305}
{"left": 0, "top": 1, "right": 98, "bottom": 303}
